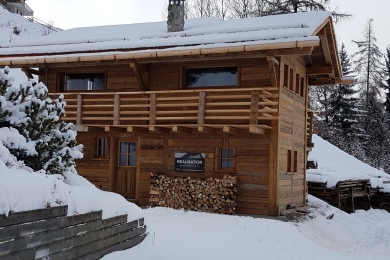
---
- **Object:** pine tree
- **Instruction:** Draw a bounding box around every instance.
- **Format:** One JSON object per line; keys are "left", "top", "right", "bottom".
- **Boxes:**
{"left": 384, "top": 46, "right": 390, "bottom": 121}
{"left": 261, "top": 0, "right": 350, "bottom": 21}
{"left": 327, "top": 43, "right": 360, "bottom": 138}
{"left": 0, "top": 68, "right": 83, "bottom": 175}
{"left": 353, "top": 19, "right": 385, "bottom": 106}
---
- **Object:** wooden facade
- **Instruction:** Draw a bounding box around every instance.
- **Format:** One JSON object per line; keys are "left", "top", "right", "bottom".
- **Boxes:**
{"left": 0, "top": 14, "right": 351, "bottom": 216}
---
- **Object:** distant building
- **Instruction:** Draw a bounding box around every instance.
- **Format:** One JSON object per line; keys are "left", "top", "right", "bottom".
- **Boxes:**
{"left": 0, "top": 0, "right": 34, "bottom": 16}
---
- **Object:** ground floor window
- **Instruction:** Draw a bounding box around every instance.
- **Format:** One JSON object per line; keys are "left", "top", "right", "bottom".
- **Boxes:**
{"left": 219, "top": 148, "right": 235, "bottom": 169}
{"left": 96, "top": 138, "right": 108, "bottom": 158}
{"left": 119, "top": 141, "right": 137, "bottom": 166}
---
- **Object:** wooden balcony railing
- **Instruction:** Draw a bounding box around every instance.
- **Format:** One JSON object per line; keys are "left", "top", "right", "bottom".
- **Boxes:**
{"left": 51, "top": 87, "right": 279, "bottom": 134}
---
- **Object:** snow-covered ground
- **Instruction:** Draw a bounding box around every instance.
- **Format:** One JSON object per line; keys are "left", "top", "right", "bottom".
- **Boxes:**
{"left": 307, "top": 135, "right": 390, "bottom": 191}
{"left": 0, "top": 127, "right": 143, "bottom": 222}
{"left": 102, "top": 195, "right": 390, "bottom": 260}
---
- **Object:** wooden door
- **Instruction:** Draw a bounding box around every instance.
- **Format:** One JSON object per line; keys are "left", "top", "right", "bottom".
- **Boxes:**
{"left": 115, "top": 141, "right": 137, "bottom": 200}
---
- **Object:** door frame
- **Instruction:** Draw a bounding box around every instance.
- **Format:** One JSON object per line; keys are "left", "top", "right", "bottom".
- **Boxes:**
{"left": 110, "top": 137, "right": 141, "bottom": 200}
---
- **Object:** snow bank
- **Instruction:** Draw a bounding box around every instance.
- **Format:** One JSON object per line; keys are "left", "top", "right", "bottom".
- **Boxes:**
{"left": 307, "top": 135, "right": 390, "bottom": 189}
{"left": 102, "top": 195, "right": 390, "bottom": 260}
{"left": 0, "top": 130, "right": 143, "bottom": 221}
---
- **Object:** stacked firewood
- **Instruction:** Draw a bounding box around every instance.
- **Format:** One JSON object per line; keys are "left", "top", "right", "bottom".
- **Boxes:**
{"left": 150, "top": 173, "right": 238, "bottom": 214}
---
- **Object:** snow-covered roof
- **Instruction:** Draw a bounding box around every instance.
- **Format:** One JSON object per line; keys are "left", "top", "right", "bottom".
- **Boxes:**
{"left": 307, "top": 135, "right": 390, "bottom": 192}
{"left": 0, "top": 11, "right": 331, "bottom": 62}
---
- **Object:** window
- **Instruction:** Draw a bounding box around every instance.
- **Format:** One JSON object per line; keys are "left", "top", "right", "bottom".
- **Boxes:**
{"left": 186, "top": 67, "right": 237, "bottom": 87}
{"left": 289, "top": 68, "right": 294, "bottom": 92}
{"left": 294, "top": 151, "right": 298, "bottom": 173}
{"left": 287, "top": 150, "right": 298, "bottom": 174}
{"left": 119, "top": 142, "right": 137, "bottom": 166}
{"left": 64, "top": 73, "right": 105, "bottom": 91}
{"left": 295, "top": 74, "right": 300, "bottom": 95}
{"left": 300, "top": 77, "right": 305, "bottom": 97}
{"left": 96, "top": 138, "right": 108, "bottom": 158}
{"left": 219, "top": 148, "right": 235, "bottom": 169}
{"left": 283, "top": 64, "right": 289, "bottom": 88}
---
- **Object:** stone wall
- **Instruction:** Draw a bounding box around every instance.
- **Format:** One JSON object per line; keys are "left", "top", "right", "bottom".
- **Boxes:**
{"left": 0, "top": 206, "right": 146, "bottom": 260}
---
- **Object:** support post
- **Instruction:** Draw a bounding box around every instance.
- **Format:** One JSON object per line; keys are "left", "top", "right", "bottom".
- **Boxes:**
{"left": 113, "top": 94, "right": 120, "bottom": 125}
{"left": 77, "top": 94, "right": 83, "bottom": 125}
{"left": 198, "top": 91, "right": 206, "bottom": 125}
{"left": 149, "top": 93, "right": 156, "bottom": 126}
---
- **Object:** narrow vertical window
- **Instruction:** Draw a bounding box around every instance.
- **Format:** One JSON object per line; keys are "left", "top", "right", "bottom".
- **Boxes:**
{"left": 284, "top": 64, "right": 289, "bottom": 89}
{"left": 289, "top": 68, "right": 294, "bottom": 92}
{"left": 287, "top": 150, "right": 292, "bottom": 173}
{"left": 294, "top": 151, "right": 298, "bottom": 173}
{"left": 119, "top": 142, "right": 137, "bottom": 166}
{"left": 220, "top": 148, "right": 234, "bottom": 169}
{"left": 295, "top": 74, "right": 300, "bottom": 95}
{"left": 96, "top": 138, "right": 108, "bottom": 158}
{"left": 300, "top": 77, "right": 305, "bottom": 97}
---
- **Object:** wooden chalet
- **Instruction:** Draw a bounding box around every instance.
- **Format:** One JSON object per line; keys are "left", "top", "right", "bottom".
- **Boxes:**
{"left": 0, "top": 5, "right": 353, "bottom": 215}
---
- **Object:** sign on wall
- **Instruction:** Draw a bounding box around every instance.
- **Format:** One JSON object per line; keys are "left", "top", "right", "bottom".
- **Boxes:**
{"left": 174, "top": 152, "right": 205, "bottom": 173}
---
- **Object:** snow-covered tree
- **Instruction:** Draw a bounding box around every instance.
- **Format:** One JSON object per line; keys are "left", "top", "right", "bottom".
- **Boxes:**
{"left": 0, "top": 67, "right": 83, "bottom": 175}
{"left": 384, "top": 46, "right": 390, "bottom": 120}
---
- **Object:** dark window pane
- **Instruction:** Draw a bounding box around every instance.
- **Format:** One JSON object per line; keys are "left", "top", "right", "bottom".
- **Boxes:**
{"left": 221, "top": 149, "right": 227, "bottom": 158}
{"left": 102, "top": 148, "right": 106, "bottom": 157}
{"left": 97, "top": 148, "right": 102, "bottom": 157}
{"left": 119, "top": 154, "right": 127, "bottom": 166}
{"left": 228, "top": 149, "right": 234, "bottom": 158}
{"left": 221, "top": 159, "right": 227, "bottom": 169}
{"left": 227, "top": 159, "right": 234, "bottom": 168}
{"left": 129, "top": 154, "right": 136, "bottom": 166}
{"left": 187, "top": 67, "right": 237, "bottom": 87}
{"left": 129, "top": 142, "right": 136, "bottom": 153}
{"left": 120, "top": 142, "right": 127, "bottom": 153}
{"left": 64, "top": 73, "right": 105, "bottom": 91}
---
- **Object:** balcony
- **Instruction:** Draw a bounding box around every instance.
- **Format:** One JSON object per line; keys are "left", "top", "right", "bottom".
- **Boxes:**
{"left": 6, "top": 0, "right": 34, "bottom": 16}
{"left": 51, "top": 87, "right": 279, "bottom": 134}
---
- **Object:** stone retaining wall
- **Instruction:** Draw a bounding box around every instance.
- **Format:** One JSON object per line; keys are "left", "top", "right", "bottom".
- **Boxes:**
{"left": 0, "top": 206, "right": 146, "bottom": 260}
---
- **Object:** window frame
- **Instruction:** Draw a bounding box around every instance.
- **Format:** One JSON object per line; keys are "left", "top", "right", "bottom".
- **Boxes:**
{"left": 215, "top": 147, "right": 236, "bottom": 172}
{"left": 95, "top": 138, "right": 109, "bottom": 159}
{"left": 59, "top": 71, "right": 107, "bottom": 92}
{"left": 183, "top": 65, "right": 239, "bottom": 89}
{"left": 118, "top": 141, "right": 137, "bottom": 167}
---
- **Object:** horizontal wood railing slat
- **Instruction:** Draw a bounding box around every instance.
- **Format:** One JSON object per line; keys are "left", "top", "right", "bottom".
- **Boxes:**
{"left": 58, "top": 87, "right": 281, "bottom": 128}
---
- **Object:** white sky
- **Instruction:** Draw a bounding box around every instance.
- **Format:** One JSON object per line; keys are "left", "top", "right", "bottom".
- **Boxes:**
{"left": 27, "top": 0, "right": 390, "bottom": 57}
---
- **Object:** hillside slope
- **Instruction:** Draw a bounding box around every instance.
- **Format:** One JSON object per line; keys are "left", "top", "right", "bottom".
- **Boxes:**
{"left": 0, "top": 6, "right": 52, "bottom": 85}
{"left": 307, "top": 135, "right": 390, "bottom": 190}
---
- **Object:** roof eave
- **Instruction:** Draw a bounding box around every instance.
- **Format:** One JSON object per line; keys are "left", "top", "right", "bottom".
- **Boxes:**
{"left": 0, "top": 39, "right": 320, "bottom": 67}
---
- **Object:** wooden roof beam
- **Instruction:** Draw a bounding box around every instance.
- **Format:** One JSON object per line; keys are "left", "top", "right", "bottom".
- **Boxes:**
{"left": 105, "top": 126, "right": 127, "bottom": 133}
{"left": 318, "top": 29, "right": 332, "bottom": 65}
{"left": 83, "top": 126, "right": 105, "bottom": 132}
{"left": 198, "top": 125, "right": 215, "bottom": 133}
{"left": 306, "top": 65, "right": 334, "bottom": 75}
{"left": 223, "top": 126, "right": 241, "bottom": 134}
{"left": 149, "top": 126, "right": 170, "bottom": 133}
{"left": 172, "top": 126, "right": 193, "bottom": 133}
{"left": 130, "top": 62, "right": 149, "bottom": 91}
{"left": 127, "top": 126, "right": 149, "bottom": 133}
{"left": 249, "top": 126, "right": 266, "bottom": 135}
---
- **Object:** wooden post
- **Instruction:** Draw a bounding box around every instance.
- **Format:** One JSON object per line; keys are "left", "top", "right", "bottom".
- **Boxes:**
{"left": 250, "top": 90, "right": 259, "bottom": 125}
{"left": 77, "top": 94, "right": 83, "bottom": 125}
{"left": 198, "top": 91, "right": 206, "bottom": 125}
{"left": 149, "top": 93, "right": 156, "bottom": 125}
{"left": 113, "top": 94, "right": 120, "bottom": 125}
{"left": 108, "top": 137, "right": 117, "bottom": 192}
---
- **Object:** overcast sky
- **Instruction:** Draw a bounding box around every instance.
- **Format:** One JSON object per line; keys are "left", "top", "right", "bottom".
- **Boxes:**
{"left": 27, "top": 0, "right": 390, "bottom": 56}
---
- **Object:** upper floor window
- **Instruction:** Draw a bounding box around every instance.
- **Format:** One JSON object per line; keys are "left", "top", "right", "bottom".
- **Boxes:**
{"left": 64, "top": 73, "right": 105, "bottom": 91}
{"left": 186, "top": 66, "right": 237, "bottom": 88}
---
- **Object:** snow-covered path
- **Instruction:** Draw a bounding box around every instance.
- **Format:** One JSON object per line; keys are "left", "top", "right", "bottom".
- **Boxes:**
{"left": 102, "top": 196, "right": 390, "bottom": 260}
